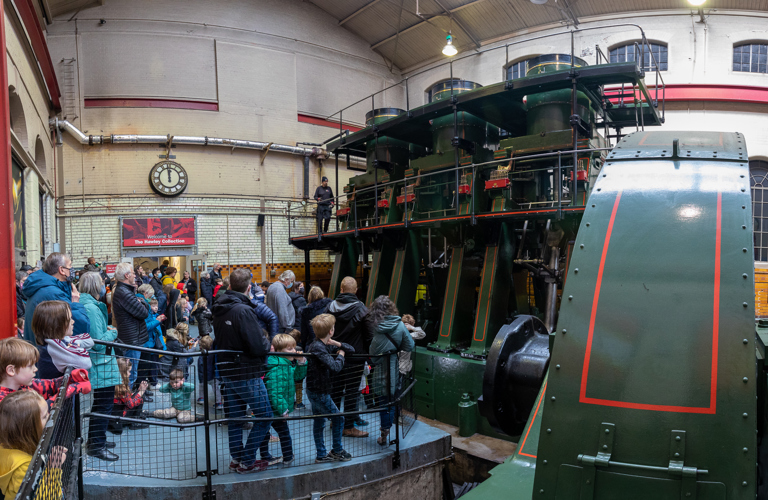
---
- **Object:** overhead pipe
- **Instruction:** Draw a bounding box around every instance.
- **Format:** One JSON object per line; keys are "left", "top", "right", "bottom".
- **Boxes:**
{"left": 50, "top": 118, "right": 328, "bottom": 159}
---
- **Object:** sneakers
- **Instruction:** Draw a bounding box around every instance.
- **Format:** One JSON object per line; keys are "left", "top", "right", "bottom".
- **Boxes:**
{"left": 236, "top": 460, "right": 268, "bottom": 474}
{"left": 262, "top": 456, "right": 283, "bottom": 466}
{"left": 315, "top": 455, "right": 335, "bottom": 464}
{"left": 269, "top": 434, "right": 279, "bottom": 442}
{"left": 328, "top": 450, "right": 352, "bottom": 462}
{"left": 354, "top": 417, "right": 369, "bottom": 427}
{"left": 197, "top": 398, "right": 205, "bottom": 405}
{"left": 283, "top": 457, "right": 294, "bottom": 466}
{"left": 295, "top": 402, "right": 306, "bottom": 409}
{"left": 229, "top": 460, "right": 240, "bottom": 472}
{"left": 215, "top": 402, "right": 224, "bottom": 410}
{"left": 342, "top": 428, "right": 369, "bottom": 438}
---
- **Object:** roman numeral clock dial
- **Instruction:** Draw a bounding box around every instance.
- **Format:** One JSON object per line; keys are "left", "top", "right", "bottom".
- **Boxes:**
{"left": 149, "top": 161, "right": 188, "bottom": 197}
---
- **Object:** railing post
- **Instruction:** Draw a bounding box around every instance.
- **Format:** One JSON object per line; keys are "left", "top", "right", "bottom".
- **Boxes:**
{"left": 557, "top": 152, "right": 563, "bottom": 219}
{"left": 391, "top": 354, "right": 401, "bottom": 468}
{"left": 471, "top": 163, "right": 476, "bottom": 225}
{"left": 405, "top": 78, "right": 409, "bottom": 112}
{"left": 335, "top": 152, "right": 340, "bottom": 232}
{"left": 75, "top": 393, "right": 84, "bottom": 500}
{"left": 202, "top": 349, "right": 214, "bottom": 500}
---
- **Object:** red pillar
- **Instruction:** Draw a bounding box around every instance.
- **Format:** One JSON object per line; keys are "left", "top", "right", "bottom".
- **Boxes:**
{"left": 0, "top": 3, "right": 16, "bottom": 339}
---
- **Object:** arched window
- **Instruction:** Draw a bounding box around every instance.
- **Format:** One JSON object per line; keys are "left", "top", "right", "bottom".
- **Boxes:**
{"left": 34, "top": 136, "right": 46, "bottom": 178}
{"left": 609, "top": 42, "right": 668, "bottom": 71}
{"left": 734, "top": 43, "right": 767, "bottom": 73}
{"left": 751, "top": 160, "right": 768, "bottom": 261}
{"left": 8, "top": 87, "right": 27, "bottom": 148}
{"left": 505, "top": 58, "right": 533, "bottom": 80}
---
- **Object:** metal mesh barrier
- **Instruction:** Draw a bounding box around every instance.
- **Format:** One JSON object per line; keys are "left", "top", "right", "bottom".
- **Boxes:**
{"left": 16, "top": 368, "right": 83, "bottom": 500}
{"left": 70, "top": 340, "right": 413, "bottom": 496}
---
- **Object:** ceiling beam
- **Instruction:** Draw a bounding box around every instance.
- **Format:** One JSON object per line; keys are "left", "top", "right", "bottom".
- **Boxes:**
{"left": 432, "top": 0, "right": 481, "bottom": 48}
{"left": 371, "top": 0, "right": 488, "bottom": 50}
{"left": 339, "top": 0, "right": 385, "bottom": 26}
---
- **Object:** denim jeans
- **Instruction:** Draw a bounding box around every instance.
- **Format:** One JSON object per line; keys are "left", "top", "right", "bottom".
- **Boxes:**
{"left": 258, "top": 418, "right": 293, "bottom": 461}
{"left": 221, "top": 377, "right": 273, "bottom": 465}
{"left": 89, "top": 386, "right": 115, "bottom": 449}
{"left": 124, "top": 349, "right": 142, "bottom": 386}
{"left": 307, "top": 390, "right": 344, "bottom": 458}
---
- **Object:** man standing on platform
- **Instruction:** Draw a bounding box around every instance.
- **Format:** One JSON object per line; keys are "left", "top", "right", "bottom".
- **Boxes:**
{"left": 314, "top": 176, "right": 334, "bottom": 234}
{"left": 328, "top": 276, "right": 370, "bottom": 437}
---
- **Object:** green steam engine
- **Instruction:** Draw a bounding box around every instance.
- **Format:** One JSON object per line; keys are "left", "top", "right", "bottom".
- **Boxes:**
{"left": 292, "top": 27, "right": 768, "bottom": 497}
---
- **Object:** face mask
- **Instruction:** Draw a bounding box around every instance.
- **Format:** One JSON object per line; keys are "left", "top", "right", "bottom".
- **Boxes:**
{"left": 284, "top": 282, "right": 292, "bottom": 290}
{"left": 100, "top": 285, "right": 106, "bottom": 298}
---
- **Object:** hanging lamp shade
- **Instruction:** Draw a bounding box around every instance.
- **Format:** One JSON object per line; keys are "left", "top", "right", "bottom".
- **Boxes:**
{"left": 442, "top": 33, "right": 458, "bottom": 56}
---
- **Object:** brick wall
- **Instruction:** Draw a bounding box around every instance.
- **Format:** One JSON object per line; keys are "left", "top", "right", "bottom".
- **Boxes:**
{"left": 62, "top": 195, "right": 334, "bottom": 268}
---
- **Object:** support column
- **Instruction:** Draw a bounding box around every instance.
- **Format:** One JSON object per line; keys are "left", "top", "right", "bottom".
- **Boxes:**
{"left": 388, "top": 231, "right": 420, "bottom": 315}
{"left": 428, "top": 246, "right": 479, "bottom": 352}
{"left": 0, "top": 4, "right": 16, "bottom": 338}
{"left": 328, "top": 237, "right": 358, "bottom": 299}
{"left": 365, "top": 238, "right": 396, "bottom": 307}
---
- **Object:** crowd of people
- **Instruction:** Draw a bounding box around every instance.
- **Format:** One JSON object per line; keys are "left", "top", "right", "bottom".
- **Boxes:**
{"left": 0, "top": 253, "right": 424, "bottom": 498}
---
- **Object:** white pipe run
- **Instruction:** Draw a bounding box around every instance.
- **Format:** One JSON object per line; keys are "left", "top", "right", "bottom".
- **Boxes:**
{"left": 50, "top": 118, "right": 327, "bottom": 158}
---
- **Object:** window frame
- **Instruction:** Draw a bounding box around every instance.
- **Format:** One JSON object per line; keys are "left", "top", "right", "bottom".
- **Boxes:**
{"left": 750, "top": 159, "right": 768, "bottom": 262}
{"left": 503, "top": 56, "right": 537, "bottom": 81}
{"left": 608, "top": 41, "right": 668, "bottom": 72}
{"left": 733, "top": 42, "right": 768, "bottom": 74}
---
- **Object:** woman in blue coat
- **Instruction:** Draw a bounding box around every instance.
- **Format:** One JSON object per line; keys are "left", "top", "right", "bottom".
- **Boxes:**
{"left": 79, "top": 271, "right": 120, "bottom": 462}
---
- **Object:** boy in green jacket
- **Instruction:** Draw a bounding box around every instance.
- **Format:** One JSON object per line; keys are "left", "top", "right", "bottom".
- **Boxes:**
{"left": 259, "top": 334, "right": 307, "bottom": 465}
{"left": 152, "top": 369, "right": 196, "bottom": 423}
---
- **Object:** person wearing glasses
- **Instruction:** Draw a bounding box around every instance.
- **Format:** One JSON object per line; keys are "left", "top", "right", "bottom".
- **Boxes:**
{"left": 21, "top": 252, "right": 90, "bottom": 345}
{"left": 111, "top": 263, "right": 150, "bottom": 387}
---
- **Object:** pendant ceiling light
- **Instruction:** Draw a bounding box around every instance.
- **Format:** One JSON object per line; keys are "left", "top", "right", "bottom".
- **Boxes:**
{"left": 443, "top": 32, "right": 458, "bottom": 56}
{"left": 688, "top": 0, "right": 705, "bottom": 4}
{"left": 530, "top": 0, "right": 548, "bottom": 4}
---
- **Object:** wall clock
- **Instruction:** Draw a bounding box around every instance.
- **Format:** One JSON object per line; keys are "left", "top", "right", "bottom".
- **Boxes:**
{"left": 149, "top": 161, "right": 188, "bottom": 197}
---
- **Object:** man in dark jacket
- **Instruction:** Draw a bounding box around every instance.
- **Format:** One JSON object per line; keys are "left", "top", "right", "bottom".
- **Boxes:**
{"left": 288, "top": 282, "right": 306, "bottom": 330}
{"left": 112, "top": 262, "right": 150, "bottom": 386}
{"left": 15, "top": 270, "right": 27, "bottom": 322}
{"left": 23, "top": 253, "right": 90, "bottom": 344}
{"left": 210, "top": 263, "right": 223, "bottom": 283}
{"left": 314, "top": 177, "right": 334, "bottom": 233}
{"left": 182, "top": 270, "right": 198, "bottom": 301}
{"left": 149, "top": 268, "right": 167, "bottom": 313}
{"left": 200, "top": 271, "right": 214, "bottom": 308}
{"left": 212, "top": 268, "right": 274, "bottom": 474}
{"left": 327, "top": 276, "right": 371, "bottom": 437}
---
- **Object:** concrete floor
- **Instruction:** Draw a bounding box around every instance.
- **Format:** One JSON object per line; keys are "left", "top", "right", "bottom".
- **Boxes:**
{"left": 82, "top": 323, "right": 411, "bottom": 480}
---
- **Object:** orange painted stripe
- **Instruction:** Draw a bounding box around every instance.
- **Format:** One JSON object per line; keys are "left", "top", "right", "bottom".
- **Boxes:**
{"left": 518, "top": 381, "right": 547, "bottom": 458}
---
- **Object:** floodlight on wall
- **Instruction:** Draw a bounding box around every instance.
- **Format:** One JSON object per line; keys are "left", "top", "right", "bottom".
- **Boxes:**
{"left": 687, "top": 0, "right": 705, "bottom": 4}
{"left": 443, "top": 32, "right": 458, "bottom": 57}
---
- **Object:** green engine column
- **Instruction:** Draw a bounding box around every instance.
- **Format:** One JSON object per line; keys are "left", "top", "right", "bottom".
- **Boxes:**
{"left": 429, "top": 246, "right": 479, "bottom": 351}
{"left": 463, "top": 223, "right": 515, "bottom": 358}
{"left": 388, "top": 231, "right": 421, "bottom": 315}
{"left": 365, "top": 238, "right": 396, "bottom": 306}
{"left": 328, "top": 237, "right": 359, "bottom": 298}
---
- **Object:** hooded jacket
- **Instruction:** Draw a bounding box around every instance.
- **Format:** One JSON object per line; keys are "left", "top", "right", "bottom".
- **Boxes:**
{"left": 264, "top": 355, "right": 307, "bottom": 415}
{"left": 112, "top": 280, "right": 150, "bottom": 347}
{"left": 212, "top": 290, "right": 273, "bottom": 380}
{"left": 81, "top": 293, "right": 121, "bottom": 390}
{"left": 288, "top": 291, "right": 307, "bottom": 329}
{"left": 164, "top": 288, "right": 180, "bottom": 330}
{"left": 193, "top": 306, "right": 213, "bottom": 336}
{"left": 200, "top": 277, "right": 214, "bottom": 306}
{"left": 183, "top": 277, "right": 198, "bottom": 297}
{"left": 328, "top": 293, "right": 371, "bottom": 355}
{"left": 266, "top": 281, "right": 294, "bottom": 331}
{"left": 306, "top": 339, "right": 354, "bottom": 395}
{"left": 299, "top": 298, "right": 332, "bottom": 349}
{"left": 369, "top": 315, "right": 415, "bottom": 396}
{"left": 22, "top": 270, "right": 90, "bottom": 344}
{"left": 0, "top": 446, "right": 31, "bottom": 500}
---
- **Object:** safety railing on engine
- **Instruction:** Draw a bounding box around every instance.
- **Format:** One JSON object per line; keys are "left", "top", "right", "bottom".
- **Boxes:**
{"left": 287, "top": 145, "right": 614, "bottom": 241}
{"left": 16, "top": 367, "right": 84, "bottom": 500}
{"left": 73, "top": 340, "right": 416, "bottom": 500}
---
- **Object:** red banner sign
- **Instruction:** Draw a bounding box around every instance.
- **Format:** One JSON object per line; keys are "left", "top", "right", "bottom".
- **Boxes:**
{"left": 105, "top": 264, "right": 117, "bottom": 277}
{"left": 122, "top": 218, "right": 196, "bottom": 247}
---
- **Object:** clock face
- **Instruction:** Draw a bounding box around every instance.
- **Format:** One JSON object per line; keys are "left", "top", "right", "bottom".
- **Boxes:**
{"left": 149, "top": 161, "right": 188, "bottom": 197}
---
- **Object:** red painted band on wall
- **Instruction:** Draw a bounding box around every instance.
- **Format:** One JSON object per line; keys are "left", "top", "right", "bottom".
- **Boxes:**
{"left": 605, "top": 84, "right": 768, "bottom": 106}
{"left": 298, "top": 114, "right": 362, "bottom": 133}
{"left": 15, "top": 0, "right": 61, "bottom": 110}
{"left": 84, "top": 98, "right": 219, "bottom": 111}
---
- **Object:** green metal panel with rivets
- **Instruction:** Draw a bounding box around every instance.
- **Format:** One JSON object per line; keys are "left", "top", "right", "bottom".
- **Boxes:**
{"left": 532, "top": 131, "right": 755, "bottom": 499}
{"left": 328, "top": 237, "right": 359, "bottom": 299}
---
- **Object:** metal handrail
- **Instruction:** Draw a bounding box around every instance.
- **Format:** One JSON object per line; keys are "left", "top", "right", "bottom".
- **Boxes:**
{"left": 326, "top": 23, "right": 664, "bottom": 126}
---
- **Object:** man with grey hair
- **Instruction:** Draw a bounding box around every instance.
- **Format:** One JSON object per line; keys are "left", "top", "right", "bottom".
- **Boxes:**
{"left": 112, "top": 262, "right": 150, "bottom": 385}
{"left": 265, "top": 270, "right": 295, "bottom": 333}
{"left": 22, "top": 252, "right": 90, "bottom": 344}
